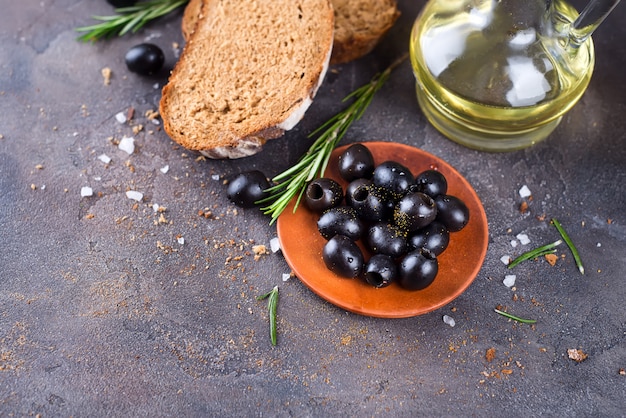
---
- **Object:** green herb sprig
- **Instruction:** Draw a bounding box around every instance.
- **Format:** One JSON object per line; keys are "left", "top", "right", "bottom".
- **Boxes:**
{"left": 551, "top": 218, "right": 584, "bottom": 274}
{"left": 257, "top": 54, "right": 408, "bottom": 224}
{"left": 507, "top": 239, "right": 562, "bottom": 269}
{"left": 494, "top": 308, "right": 537, "bottom": 324}
{"left": 257, "top": 286, "right": 279, "bottom": 346}
{"left": 75, "top": 0, "right": 189, "bottom": 42}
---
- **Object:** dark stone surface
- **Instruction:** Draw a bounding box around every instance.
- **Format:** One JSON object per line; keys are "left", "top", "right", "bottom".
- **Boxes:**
{"left": 1, "top": 1, "right": 624, "bottom": 416}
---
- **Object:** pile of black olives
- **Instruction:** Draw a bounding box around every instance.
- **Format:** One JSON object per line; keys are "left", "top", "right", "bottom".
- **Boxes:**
{"left": 305, "top": 143, "right": 469, "bottom": 291}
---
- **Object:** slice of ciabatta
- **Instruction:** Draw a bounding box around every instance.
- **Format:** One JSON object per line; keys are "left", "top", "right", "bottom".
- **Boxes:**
{"left": 181, "top": 0, "right": 399, "bottom": 65}
{"left": 160, "top": 0, "right": 334, "bottom": 159}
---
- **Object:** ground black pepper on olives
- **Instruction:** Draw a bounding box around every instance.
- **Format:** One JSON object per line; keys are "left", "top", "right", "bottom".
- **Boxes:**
{"left": 313, "top": 143, "right": 470, "bottom": 291}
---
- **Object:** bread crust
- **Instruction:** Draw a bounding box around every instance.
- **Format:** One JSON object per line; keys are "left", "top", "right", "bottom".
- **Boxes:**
{"left": 160, "top": 0, "right": 334, "bottom": 159}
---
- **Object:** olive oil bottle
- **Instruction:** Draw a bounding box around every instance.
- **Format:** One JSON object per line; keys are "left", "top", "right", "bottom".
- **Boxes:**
{"left": 409, "top": 0, "right": 617, "bottom": 151}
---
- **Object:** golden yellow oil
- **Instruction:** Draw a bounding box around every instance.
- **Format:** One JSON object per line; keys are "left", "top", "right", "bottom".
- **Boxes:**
{"left": 410, "top": 0, "right": 595, "bottom": 151}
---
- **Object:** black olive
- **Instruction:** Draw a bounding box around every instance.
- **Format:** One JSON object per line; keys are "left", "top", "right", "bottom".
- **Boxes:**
{"left": 338, "top": 143, "right": 375, "bottom": 181}
{"left": 434, "top": 195, "right": 470, "bottom": 232}
{"left": 322, "top": 235, "right": 364, "bottom": 278}
{"left": 345, "top": 178, "right": 372, "bottom": 208}
{"left": 304, "top": 178, "right": 343, "bottom": 212}
{"left": 348, "top": 184, "right": 394, "bottom": 222}
{"left": 317, "top": 207, "right": 364, "bottom": 241}
{"left": 366, "top": 222, "right": 408, "bottom": 259}
{"left": 107, "top": 0, "right": 138, "bottom": 7}
{"left": 372, "top": 161, "right": 414, "bottom": 196}
{"left": 226, "top": 170, "right": 269, "bottom": 208}
{"left": 398, "top": 250, "right": 438, "bottom": 290}
{"left": 393, "top": 191, "right": 437, "bottom": 232}
{"left": 125, "top": 43, "right": 165, "bottom": 76}
{"left": 412, "top": 170, "right": 448, "bottom": 197}
{"left": 408, "top": 221, "right": 450, "bottom": 256}
{"left": 363, "top": 254, "right": 397, "bottom": 288}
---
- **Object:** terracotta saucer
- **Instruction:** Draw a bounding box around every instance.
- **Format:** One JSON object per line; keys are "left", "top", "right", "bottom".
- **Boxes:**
{"left": 276, "top": 142, "right": 488, "bottom": 318}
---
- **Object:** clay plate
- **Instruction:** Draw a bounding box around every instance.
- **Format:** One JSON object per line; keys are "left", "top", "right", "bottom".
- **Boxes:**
{"left": 277, "top": 142, "right": 488, "bottom": 318}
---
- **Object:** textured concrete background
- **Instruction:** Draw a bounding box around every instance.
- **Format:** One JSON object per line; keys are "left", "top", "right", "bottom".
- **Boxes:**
{"left": 1, "top": 0, "right": 625, "bottom": 416}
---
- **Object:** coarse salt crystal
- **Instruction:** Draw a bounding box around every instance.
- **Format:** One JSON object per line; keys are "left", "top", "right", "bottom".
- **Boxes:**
{"left": 81, "top": 186, "right": 93, "bottom": 197}
{"left": 177, "top": 237, "right": 185, "bottom": 245}
{"left": 115, "top": 111, "right": 127, "bottom": 124}
{"left": 596, "top": 242, "right": 601, "bottom": 247}
{"left": 118, "top": 136, "right": 135, "bottom": 154}
{"left": 503, "top": 275, "right": 516, "bottom": 288}
{"left": 212, "top": 174, "right": 220, "bottom": 181}
{"left": 160, "top": 165, "right": 169, "bottom": 174}
{"left": 282, "top": 273, "right": 291, "bottom": 282}
{"left": 500, "top": 255, "right": 511, "bottom": 265}
{"left": 126, "top": 190, "right": 143, "bottom": 201}
{"left": 510, "top": 240, "right": 518, "bottom": 248}
{"left": 152, "top": 203, "right": 160, "bottom": 212}
{"left": 270, "top": 237, "right": 281, "bottom": 253}
{"left": 519, "top": 185, "right": 532, "bottom": 198}
{"left": 443, "top": 315, "right": 456, "bottom": 327}
{"left": 98, "top": 154, "right": 111, "bottom": 164}
{"left": 516, "top": 233, "right": 530, "bottom": 245}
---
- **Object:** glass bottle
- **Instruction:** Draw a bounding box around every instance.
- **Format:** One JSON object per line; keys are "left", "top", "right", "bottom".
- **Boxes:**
{"left": 410, "top": 0, "right": 620, "bottom": 151}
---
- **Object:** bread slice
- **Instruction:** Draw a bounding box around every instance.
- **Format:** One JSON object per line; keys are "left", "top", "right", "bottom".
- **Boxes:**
{"left": 160, "top": 0, "right": 334, "bottom": 158}
{"left": 181, "top": 0, "right": 400, "bottom": 65}
{"left": 331, "top": 0, "right": 400, "bottom": 64}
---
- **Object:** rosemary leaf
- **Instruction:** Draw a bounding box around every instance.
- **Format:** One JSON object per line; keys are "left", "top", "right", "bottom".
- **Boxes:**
{"left": 507, "top": 239, "right": 562, "bottom": 269}
{"left": 75, "top": 0, "right": 189, "bottom": 42}
{"left": 259, "top": 53, "right": 408, "bottom": 224}
{"left": 257, "top": 286, "right": 279, "bottom": 346}
{"left": 494, "top": 308, "right": 537, "bottom": 324}
{"left": 552, "top": 218, "right": 585, "bottom": 274}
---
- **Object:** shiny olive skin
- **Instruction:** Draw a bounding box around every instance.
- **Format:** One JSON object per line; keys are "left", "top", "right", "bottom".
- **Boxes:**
{"left": 226, "top": 170, "right": 269, "bottom": 208}
{"left": 372, "top": 161, "right": 414, "bottom": 196}
{"left": 364, "top": 254, "right": 397, "bottom": 288}
{"left": 412, "top": 170, "right": 448, "bottom": 197}
{"left": 305, "top": 178, "right": 343, "bottom": 212}
{"left": 393, "top": 191, "right": 437, "bottom": 232}
{"left": 366, "top": 223, "right": 408, "bottom": 259}
{"left": 107, "top": 0, "right": 138, "bottom": 6}
{"left": 338, "top": 143, "right": 375, "bottom": 181}
{"left": 345, "top": 178, "right": 372, "bottom": 208}
{"left": 125, "top": 43, "right": 165, "bottom": 75}
{"left": 348, "top": 184, "right": 394, "bottom": 222}
{"left": 398, "top": 249, "right": 438, "bottom": 290}
{"left": 434, "top": 195, "right": 470, "bottom": 232}
{"left": 317, "top": 207, "right": 364, "bottom": 241}
{"left": 322, "top": 235, "right": 364, "bottom": 278}
{"left": 408, "top": 221, "right": 450, "bottom": 256}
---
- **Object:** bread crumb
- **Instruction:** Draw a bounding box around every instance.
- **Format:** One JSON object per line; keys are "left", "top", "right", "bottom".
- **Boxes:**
{"left": 101, "top": 67, "right": 112, "bottom": 85}
{"left": 567, "top": 348, "right": 588, "bottom": 362}
{"left": 544, "top": 253, "right": 558, "bottom": 266}
{"left": 485, "top": 348, "right": 496, "bottom": 362}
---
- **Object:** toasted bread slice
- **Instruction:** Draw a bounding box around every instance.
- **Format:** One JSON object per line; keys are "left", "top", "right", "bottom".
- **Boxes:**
{"left": 182, "top": 0, "right": 399, "bottom": 65}
{"left": 160, "top": 0, "right": 334, "bottom": 158}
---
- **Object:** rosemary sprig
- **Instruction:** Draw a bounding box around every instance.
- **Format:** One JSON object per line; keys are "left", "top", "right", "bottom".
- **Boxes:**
{"left": 494, "top": 308, "right": 537, "bottom": 324}
{"left": 257, "top": 286, "right": 279, "bottom": 346}
{"left": 75, "top": 0, "right": 189, "bottom": 42}
{"left": 552, "top": 218, "right": 585, "bottom": 274}
{"left": 257, "top": 54, "right": 408, "bottom": 224}
{"left": 507, "top": 239, "right": 562, "bottom": 269}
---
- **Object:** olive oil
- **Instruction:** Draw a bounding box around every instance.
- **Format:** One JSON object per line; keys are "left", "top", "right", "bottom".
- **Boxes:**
{"left": 410, "top": 0, "right": 595, "bottom": 151}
